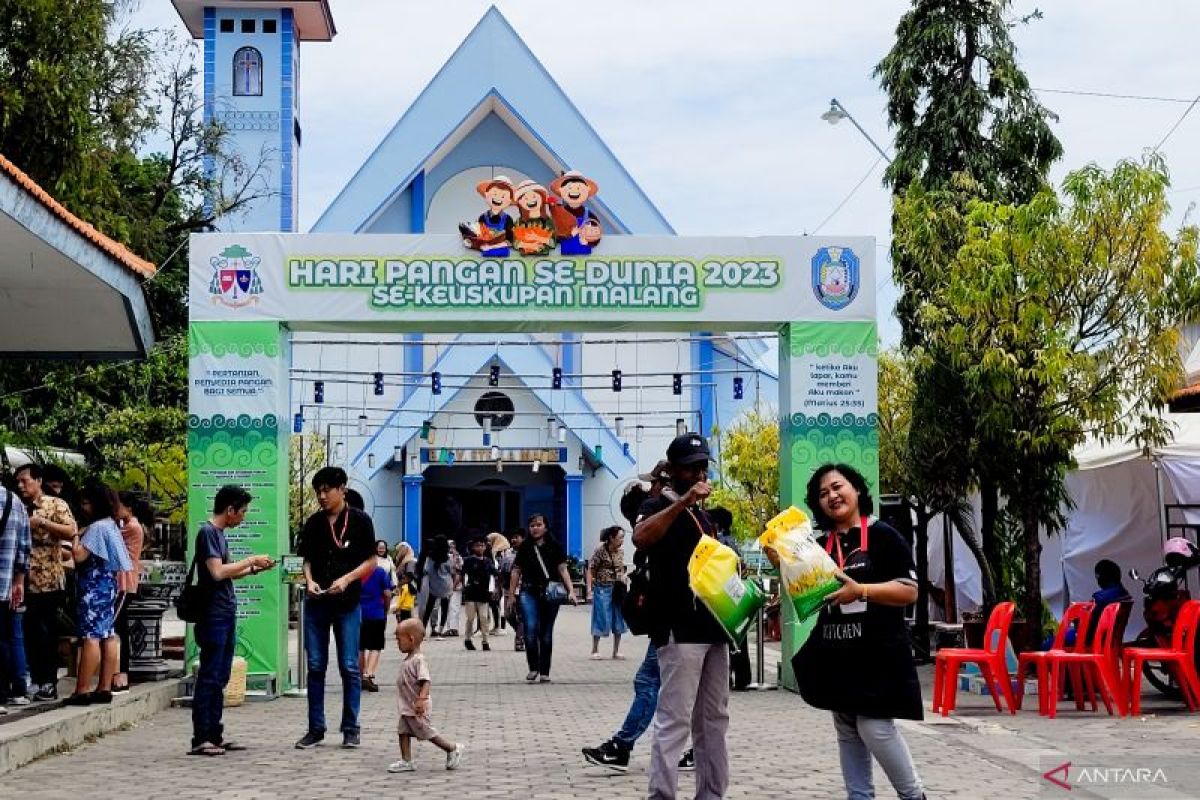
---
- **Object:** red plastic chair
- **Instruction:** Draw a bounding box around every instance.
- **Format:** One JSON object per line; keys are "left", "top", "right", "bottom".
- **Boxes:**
{"left": 1122, "top": 599, "right": 1200, "bottom": 716}
{"left": 933, "top": 601, "right": 1017, "bottom": 716}
{"left": 1044, "top": 602, "right": 1126, "bottom": 718}
{"left": 1016, "top": 601, "right": 1094, "bottom": 714}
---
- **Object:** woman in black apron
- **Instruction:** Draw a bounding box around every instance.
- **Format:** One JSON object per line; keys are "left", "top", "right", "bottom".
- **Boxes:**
{"left": 795, "top": 464, "right": 925, "bottom": 800}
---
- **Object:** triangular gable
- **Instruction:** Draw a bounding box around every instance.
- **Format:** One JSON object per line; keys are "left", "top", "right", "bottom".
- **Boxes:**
{"left": 352, "top": 333, "right": 636, "bottom": 479}
{"left": 313, "top": 6, "right": 672, "bottom": 235}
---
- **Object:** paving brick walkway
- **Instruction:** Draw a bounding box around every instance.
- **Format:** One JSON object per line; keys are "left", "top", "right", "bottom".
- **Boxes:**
{"left": 2, "top": 606, "right": 1198, "bottom": 798}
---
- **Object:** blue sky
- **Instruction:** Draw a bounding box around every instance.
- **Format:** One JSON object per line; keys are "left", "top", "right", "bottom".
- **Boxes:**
{"left": 133, "top": 1, "right": 1200, "bottom": 347}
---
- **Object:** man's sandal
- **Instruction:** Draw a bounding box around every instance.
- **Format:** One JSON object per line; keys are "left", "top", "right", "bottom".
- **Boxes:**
{"left": 188, "top": 742, "right": 226, "bottom": 756}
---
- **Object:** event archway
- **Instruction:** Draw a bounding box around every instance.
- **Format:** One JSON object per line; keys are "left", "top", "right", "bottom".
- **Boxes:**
{"left": 187, "top": 232, "right": 878, "bottom": 692}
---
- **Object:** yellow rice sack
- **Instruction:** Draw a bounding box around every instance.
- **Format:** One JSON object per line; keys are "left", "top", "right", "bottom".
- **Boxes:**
{"left": 688, "top": 536, "right": 765, "bottom": 644}
{"left": 758, "top": 507, "right": 841, "bottom": 621}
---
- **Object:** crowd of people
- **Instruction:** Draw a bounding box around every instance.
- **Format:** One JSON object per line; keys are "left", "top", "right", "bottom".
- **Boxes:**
{"left": 0, "top": 464, "right": 153, "bottom": 714}
{"left": 27, "top": 432, "right": 937, "bottom": 798}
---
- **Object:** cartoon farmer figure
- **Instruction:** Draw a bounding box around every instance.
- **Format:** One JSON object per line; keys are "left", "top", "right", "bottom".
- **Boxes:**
{"left": 550, "top": 170, "right": 602, "bottom": 256}
{"left": 511, "top": 180, "right": 557, "bottom": 257}
{"left": 459, "top": 174, "right": 516, "bottom": 256}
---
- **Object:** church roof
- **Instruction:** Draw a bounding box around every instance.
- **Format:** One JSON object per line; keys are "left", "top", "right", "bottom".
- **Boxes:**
{"left": 313, "top": 6, "right": 671, "bottom": 234}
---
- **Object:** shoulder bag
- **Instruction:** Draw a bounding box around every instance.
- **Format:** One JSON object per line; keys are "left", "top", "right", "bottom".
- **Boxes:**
{"left": 174, "top": 552, "right": 205, "bottom": 623}
{"left": 534, "top": 544, "right": 570, "bottom": 605}
{"left": 606, "top": 546, "right": 629, "bottom": 608}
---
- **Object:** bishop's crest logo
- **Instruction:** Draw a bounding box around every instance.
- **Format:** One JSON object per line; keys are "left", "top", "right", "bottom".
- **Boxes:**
{"left": 812, "top": 246, "right": 860, "bottom": 311}
{"left": 209, "top": 244, "right": 263, "bottom": 308}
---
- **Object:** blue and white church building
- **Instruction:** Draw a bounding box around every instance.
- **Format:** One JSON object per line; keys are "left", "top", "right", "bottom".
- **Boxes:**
{"left": 175, "top": 2, "right": 778, "bottom": 557}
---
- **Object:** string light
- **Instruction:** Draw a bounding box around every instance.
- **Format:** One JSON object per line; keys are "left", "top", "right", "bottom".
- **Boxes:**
{"left": 546, "top": 417, "right": 556, "bottom": 438}
{"left": 489, "top": 363, "right": 500, "bottom": 387}
{"left": 552, "top": 367, "right": 562, "bottom": 390}
{"left": 367, "top": 453, "right": 376, "bottom": 468}
{"left": 672, "top": 373, "right": 682, "bottom": 395}
{"left": 431, "top": 371, "right": 442, "bottom": 394}
{"left": 733, "top": 376, "right": 744, "bottom": 400}
{"left": 314, "top": 381, "right": 324, "bottom": 403}
{"left": 676, "top": 418, "right": 686, "bottom": 436}
{"left": 373, "top": 371, "right": 384, "bottom": 396}
{"left": 636, "top": 424, "right": 645, "bottom": 442}
{"left": 393, "top": 445, "right": 403, "bottom": 464}
{"left": 615, "top": 416, "right": 625, "bottom": 437}
{"left": 357, "top": 414, "right": 368, "bottom": 436}
{"left": 557, "top": 424, "right": 567, "bottom": 443}
{"left": 293, "top": 412, "right": 304, "bottom": 433}
{"left": 611, "top": 369, "right": 622, "bottom": 392}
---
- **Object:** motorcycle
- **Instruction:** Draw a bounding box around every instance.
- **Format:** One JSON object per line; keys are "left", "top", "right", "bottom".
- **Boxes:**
{"left": 1129, "top": 537, "right": 1200, "bottom": 698}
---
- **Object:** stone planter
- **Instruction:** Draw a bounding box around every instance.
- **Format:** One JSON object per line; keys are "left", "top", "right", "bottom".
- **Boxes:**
{"left": 127, "top": 585, "right": 173, "bottom": 681}
{"left": 128, "top": 561, "right": 185, "bottom": 683}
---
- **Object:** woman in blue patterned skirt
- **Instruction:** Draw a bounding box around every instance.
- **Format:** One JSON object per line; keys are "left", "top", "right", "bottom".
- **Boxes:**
{"left": 66, "top": 485, "right": 132, "bottom": 705}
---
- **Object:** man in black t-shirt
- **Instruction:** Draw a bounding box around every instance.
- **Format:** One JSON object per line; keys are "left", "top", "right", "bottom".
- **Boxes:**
{"left": 190, "top": 485, "right": 275, "bottom": 755}
{"left": 294, "top": 467, "right": 377, "bottom": 750}
{"left": 634, "top": 433, "right": 730, "bottom": 800}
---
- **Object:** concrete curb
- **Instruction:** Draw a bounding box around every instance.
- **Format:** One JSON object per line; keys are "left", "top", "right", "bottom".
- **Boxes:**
{"left": 0, "top": 680, "right": 180, "bottom": 776}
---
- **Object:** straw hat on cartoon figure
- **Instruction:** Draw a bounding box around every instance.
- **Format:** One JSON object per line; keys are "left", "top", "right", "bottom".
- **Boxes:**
{"left": 511, "top": 180, "right": 557, "bottom": 257}
{"left": 549, "top": 170, "right": 602, "bottom": 256}
{"left": 459, "top": 174, "right": 516, "bottom": 255}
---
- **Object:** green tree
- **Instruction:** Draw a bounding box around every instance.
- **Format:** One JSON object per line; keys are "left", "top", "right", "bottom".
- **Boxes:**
{"left": 290, "top": 433, "right": 328, "bottom": 538}
{"left": 710, "top": 408, "right": 779, "bottom": 542}
{"left": 876, "top": 0, "right": 1063, "bottom": 599}
{"left": 897, "top": 156, "right": 1200, "bottom": 630}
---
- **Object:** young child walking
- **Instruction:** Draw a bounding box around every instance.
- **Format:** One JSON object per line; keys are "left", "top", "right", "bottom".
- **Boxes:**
{"left": 461, "top": 536, "right": 496, "bottom": 651}
{"left": 388, "top": 618, "right": 465, "bottom": 773}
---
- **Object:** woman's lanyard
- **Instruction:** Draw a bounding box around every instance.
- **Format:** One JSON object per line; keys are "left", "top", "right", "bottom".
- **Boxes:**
{"left": 328, "top": 507, "right": 350, "bottom": 550}
{"left": 825, "top": 516, "right": 869, "bottom": 569}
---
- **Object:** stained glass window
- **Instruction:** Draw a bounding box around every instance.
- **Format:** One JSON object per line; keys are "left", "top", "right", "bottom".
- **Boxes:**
{"left": 232, "top": 46, "right": 263, "bottom": 97}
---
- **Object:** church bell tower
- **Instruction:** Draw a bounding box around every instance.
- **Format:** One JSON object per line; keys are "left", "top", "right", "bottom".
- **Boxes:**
{"left": 172, "top": 1, "right": 336, "bottom": 232}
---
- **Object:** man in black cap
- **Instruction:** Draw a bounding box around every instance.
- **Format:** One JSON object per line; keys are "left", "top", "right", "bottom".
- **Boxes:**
{"left": 634, "top": 433, "right": 729, "bottom": 800}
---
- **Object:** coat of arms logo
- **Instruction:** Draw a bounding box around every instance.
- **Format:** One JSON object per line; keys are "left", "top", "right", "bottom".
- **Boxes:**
{"left": 209, "top": 244, "right": 263, "bottom": 308}
{"left": 812, "top": 246, "right": 860, "bottom": 311}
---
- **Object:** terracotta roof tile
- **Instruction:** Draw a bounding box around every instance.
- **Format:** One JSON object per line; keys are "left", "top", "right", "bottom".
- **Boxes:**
{"left": 0, "top": 153, "right": 156, "bottom": 279}
{"left": 1172, "top": 380, "right": 1200, "bottom": 402}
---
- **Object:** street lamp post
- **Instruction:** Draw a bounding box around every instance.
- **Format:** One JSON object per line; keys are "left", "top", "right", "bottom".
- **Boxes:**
{"left": 821, "top": 98, "right": 892, "bottom": 164}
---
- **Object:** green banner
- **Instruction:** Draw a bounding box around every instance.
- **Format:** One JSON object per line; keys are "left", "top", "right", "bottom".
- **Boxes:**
{"left": 186, "top": 321, "right": 289, "bottom": 687}
{"left": 780, "top": 321, "right": 879, "bottom": 509}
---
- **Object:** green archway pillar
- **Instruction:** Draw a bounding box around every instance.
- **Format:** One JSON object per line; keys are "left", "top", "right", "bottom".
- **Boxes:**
{"left": 777, "top": 320, "right": 879, "bottom": 691}
{"left": 186, "top": 320, "right": 291, "bottom": 692}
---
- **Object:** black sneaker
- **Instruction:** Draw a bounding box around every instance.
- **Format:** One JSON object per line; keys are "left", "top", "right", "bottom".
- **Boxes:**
{"left": 342, "top": 731, "right": 361, "bottom": 749}
{"left": 464, "top": 639, "right": 476, "bottom": 651}
{"left": 33, "top": 684, "right": 58, "bottom": 702}
{"left": 482, "top": 641, "right": 490, "bottom": 652}
{"left": 678, "top": 748, "right": 695, "bottom": 772}
{"left": 294, "top": 731, "right": 324, "bottom": 749}
{"left": 583, "top": 740, "right": 630, "bottom": 772}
